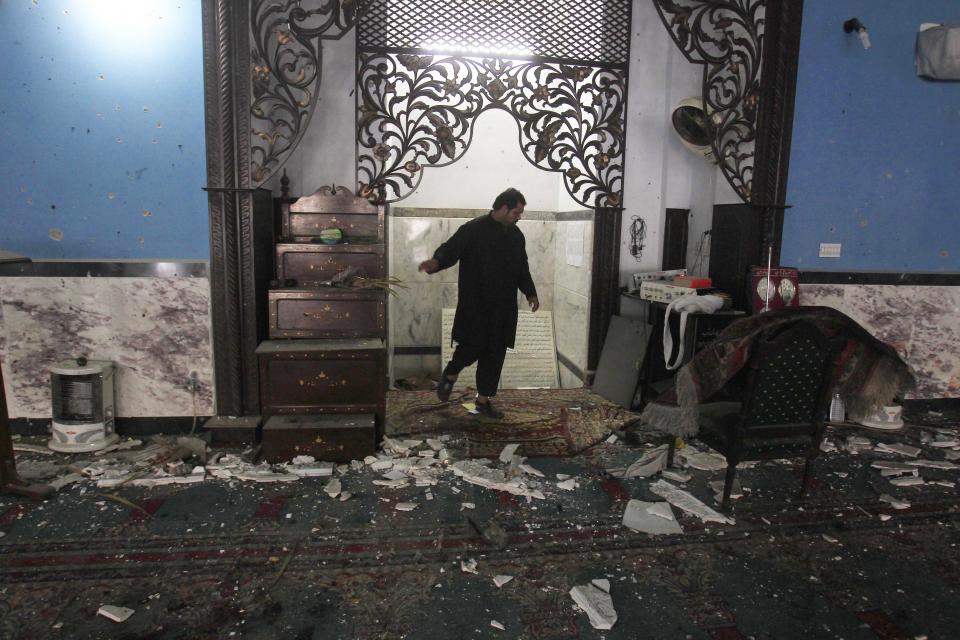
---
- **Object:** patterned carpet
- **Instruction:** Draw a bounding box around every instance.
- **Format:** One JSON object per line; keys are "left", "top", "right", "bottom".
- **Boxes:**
{"left": 2, "top": 504, "right": 960, "bottom": 639}
{"left": 385, "top": 388, "right": 634, "bottom": 457}
{"left": 4, "top": 416, "right": 960, "bottom": 639}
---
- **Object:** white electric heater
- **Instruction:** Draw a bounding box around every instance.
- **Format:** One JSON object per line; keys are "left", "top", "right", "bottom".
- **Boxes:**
{"left": 48, "top": 358, "right": 118, "bottom": 453}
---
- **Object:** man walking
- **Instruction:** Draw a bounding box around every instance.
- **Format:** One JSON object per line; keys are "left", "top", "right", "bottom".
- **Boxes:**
{"left": 418, "top": 188, "right": 539, "bottom": 419}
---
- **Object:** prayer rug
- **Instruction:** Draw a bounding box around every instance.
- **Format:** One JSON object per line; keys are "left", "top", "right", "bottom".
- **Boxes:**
{"left": 385, "top": 388, "right": 634, "bottom": 457}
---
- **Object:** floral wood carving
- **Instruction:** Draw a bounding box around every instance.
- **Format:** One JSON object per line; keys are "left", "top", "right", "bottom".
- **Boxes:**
{"left": 652, "top": 0, "right": 765, "bottom": 202}
{"left": 251, "top": 0, "right": 367, "bottom": 186}
{"left": 356, "top": 53, "right": 626, "bottom": 208}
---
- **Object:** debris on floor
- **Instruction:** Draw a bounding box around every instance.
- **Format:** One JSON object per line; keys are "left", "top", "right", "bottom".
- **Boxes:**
{"left": 661, "top": 469, "right": 691, "bottom": 483}
{"left": 677, "top": 445, "right": 727, "bottom": 471}
{"left": 323, "top": 478, "right": 342, "bottom": 498}
{"left": 96, "top": 605, "right": 135, "bottom": 623}
{"left": 649, "top": 479, "right": 735, "bottom": 525}
{"left": 622, "top": 499, "right": 683, "bottom": 535}
{"left": 12, "top": 442, "right": 55, "bottom": 455}
{"left": 569, "top": 578, "right": 617, "bottom": 630}
{"left": 879, "top": 494, "right": 911, "bottom": 510}
{"left": 606, "top": 443, "right": 668, "bottom": 478}
{"left": 709, "top": 479, "right": 744, "bottom": 502}
{"left": 498, "top": 443, "right": 520, "bottom": 463}
{"left": 875, "top": 442, "right": 921, "bottom": 457}
{"left": 451, "top": 460, "right": 545, "bottom": 499}
{"left": 286, "top": 457, "right": 335, "bottom": 477}
{"left": 3, "top": 406, "right": 960, "bottom": 638}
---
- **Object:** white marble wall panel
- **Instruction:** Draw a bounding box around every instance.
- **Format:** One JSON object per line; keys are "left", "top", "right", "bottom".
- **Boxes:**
{"left": 394, "top": 355, "right": 426, "bottom": 382}
{"left": 392, "top": 354, "right": 442, "bottom": 382}
{"left": 552, "top": 219, "right": 593, "bottom": 378}
{"left": 389, "top": 282, "right": 459, "bottom": 347}
{"left": 516, "top": 219, "right": 556, "bottom": 293}
{"left": 553, "top": 286, "right": 590, "bottom": 375}
{"left": 390, "top": 217, "right": 471, "bottom": 285}
{"left": 803, "top": 284, "right": 960, "bottom": 398}
{"left": 0, "top": 277, "right": 213, "bottom": 418}
{"left": 559, "top": 362, "right": 584, "bottom": 389}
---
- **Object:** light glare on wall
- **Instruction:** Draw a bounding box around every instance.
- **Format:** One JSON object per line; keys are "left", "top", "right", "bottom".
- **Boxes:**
{"left": 82, "top": 0, "right": 166, "bottom": 47}
{"left": 422, "top": 40, "right": 533, "bottom": 58}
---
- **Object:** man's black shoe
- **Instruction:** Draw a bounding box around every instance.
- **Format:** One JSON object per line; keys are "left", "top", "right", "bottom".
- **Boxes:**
{"left": 437, "top": 377, "right": 455, "bottom": 402}
{"left": 474, "top": 400, "right": 504, "bottom": 420}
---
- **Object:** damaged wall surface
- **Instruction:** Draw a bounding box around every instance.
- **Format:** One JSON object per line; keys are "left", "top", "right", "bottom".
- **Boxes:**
{"left": 785, "top": 2, "right": 959, "bottom": 399}
{"left": 0, "top": 272, "right": 214, "bottom": 419}
{"left": 784, "top": 1, "right": 960, "bottom": 272}
{"left": 0, "top": 0, "right": 208, "bottom": 259}
{"left": 802, "top": 284, "right": 959, "bottom": 398}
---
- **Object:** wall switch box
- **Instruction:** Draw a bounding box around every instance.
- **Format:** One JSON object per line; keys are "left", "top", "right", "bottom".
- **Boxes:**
{"left": 819, "top": 242, "right": 842, "bottom": 258}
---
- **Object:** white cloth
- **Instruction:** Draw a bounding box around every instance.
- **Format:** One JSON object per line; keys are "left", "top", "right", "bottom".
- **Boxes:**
{"left": 662, "top": 295, "right": 725, "bottom": 370}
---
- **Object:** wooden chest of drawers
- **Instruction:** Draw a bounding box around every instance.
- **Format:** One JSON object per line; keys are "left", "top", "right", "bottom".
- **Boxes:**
{"left": 283, "top": 184, "right": 385, "bottom": 243}
{"left": 262, "top": 414, "right": 376, "bottom": 463}
{"left": 284, "top": 211, "right": 383, "bottom": 244}
{"left": 257, "top": 186, "right": 389, "bottom": 454}
{"left": 203, "top": 416, "right": 262, "bottom": 446}
{"left": 268, "top": 288, "right": 385, "bottom": 339}
{"left": 275, "top": 243, "right": 385, "bottom": 286}
{"left": 256, "top": 339, "right": 385, "bottom": 431}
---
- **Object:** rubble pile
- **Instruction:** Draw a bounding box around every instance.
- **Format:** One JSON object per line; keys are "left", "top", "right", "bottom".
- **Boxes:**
{"left": 10, "top": 432, "right": 562, "bottom": 505}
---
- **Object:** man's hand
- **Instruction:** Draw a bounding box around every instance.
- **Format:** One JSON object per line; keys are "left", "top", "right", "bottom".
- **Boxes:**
{"left": 418, "top": 259, "right": 439, "bottom": 274}
{"left": 527, "top": 296, "right": 540, "bottom": 312}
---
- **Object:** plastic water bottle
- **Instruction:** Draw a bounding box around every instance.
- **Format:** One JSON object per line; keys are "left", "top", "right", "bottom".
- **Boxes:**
{"left": 829, "top": 393, "right": 845, "bottom": 423}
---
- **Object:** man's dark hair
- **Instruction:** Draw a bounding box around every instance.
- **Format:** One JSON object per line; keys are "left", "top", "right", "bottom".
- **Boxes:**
{"left": 492, "top": 188, "right": 526, "bottom": 211}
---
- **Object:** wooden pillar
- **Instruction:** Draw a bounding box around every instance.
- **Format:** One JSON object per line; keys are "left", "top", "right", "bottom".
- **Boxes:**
{"left": 201, "top": 0, "right": 262, "bottom": 416}
{"left": 753, "top": 0, "right": 805, "bottom": 265}
{"left": 587, "top": 206, "right": 623, "bottom": 380}
{"left": 0, "top": 359, "right": 53, "bottom": 499}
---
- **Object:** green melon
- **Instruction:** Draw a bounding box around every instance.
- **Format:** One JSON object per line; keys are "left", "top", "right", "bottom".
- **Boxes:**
{"left": 319, "top": 227, "right": 343, "bottom": 244}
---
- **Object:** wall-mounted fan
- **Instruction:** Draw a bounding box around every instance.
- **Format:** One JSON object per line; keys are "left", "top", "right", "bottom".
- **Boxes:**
{"left": 671, "top": 97, "right": 716, "bottom": 163}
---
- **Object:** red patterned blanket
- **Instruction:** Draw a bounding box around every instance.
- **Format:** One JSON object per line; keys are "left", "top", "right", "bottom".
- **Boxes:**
{"left": 640, "top": 306, "right": 915, "bottom": 437}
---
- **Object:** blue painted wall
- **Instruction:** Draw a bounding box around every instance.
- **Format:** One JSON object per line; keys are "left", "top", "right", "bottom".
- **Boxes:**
{"left": 0, "top": 0, "right": 208, "bottom": 259}
{"left": 783, "top": 1, "right": 960, "bottom": 272}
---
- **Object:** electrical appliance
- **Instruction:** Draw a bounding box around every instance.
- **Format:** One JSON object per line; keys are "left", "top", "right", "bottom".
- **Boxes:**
{"left": 48, "top": 358, "right": 118, "bottom": 453}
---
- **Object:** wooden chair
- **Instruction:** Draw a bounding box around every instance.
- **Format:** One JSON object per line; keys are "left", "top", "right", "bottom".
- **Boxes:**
{"left": 696, "top": 320, "right": 844, "bottom": 511}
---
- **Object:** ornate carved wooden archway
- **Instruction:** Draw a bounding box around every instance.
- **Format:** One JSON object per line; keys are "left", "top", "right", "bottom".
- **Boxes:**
{"left": 201, "top": 0, "right": 803, "bottom": 415}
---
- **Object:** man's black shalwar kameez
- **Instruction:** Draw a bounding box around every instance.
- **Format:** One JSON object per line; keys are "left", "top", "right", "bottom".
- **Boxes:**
{"left": 432, "top": 213, "right": 537, "bottom": 396}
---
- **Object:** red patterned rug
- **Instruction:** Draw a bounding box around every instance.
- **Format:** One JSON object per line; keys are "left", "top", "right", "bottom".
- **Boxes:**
{"left": 385, "top": 388, "right": 635, "bottom": 456}
{"left": 3, "top": 515, "right": 959, "bottom": 639}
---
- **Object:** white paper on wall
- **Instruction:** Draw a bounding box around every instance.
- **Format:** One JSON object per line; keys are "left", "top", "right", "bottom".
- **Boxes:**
{"left": 565, "top": 221, "right": 585, "bottom": 267}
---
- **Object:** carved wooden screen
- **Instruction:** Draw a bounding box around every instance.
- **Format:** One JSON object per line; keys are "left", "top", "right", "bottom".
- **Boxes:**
{"left": 355, "top": 0, "right": 631, "bottom": 208}
{"left": 653, "top": 0, "right": 765, "bottom": 203}
{"left": 250, "top": 0, "right": 365, "bottom": 186}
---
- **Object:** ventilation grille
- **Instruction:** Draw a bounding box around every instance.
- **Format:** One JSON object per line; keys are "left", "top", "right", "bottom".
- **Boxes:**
{"left": 52, "top": 373, "right": 103, "bottom": 423}
{"left": 358, "top": 0, "right": 631, "bottom": 66}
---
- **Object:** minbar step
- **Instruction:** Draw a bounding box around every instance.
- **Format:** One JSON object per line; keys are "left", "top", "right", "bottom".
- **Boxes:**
{"left": 204, "top": 415, "right": 262, "bottom": 446}
{"left": 262, "top": 413, "right": 376, "bottom": 463}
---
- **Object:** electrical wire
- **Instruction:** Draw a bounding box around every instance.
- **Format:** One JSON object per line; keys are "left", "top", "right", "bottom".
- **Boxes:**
{"left": 189, "top": 383, "right": 198, "bottom": 436}
{"left": 690, "top": 229, "right": 711, "bottom": 275}
{"left": 629, "top": 216, "right": 646, "bottom": 261}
